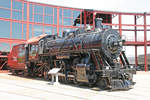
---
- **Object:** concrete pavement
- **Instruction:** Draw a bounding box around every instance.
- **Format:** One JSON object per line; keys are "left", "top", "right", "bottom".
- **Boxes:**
{"left": 0, "top": 72, "right": 150, "bottom": 100}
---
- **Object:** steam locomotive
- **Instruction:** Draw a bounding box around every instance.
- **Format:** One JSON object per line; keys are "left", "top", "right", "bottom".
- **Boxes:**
{"left": 8, "top": 18, "right": 136, "bottom": 90}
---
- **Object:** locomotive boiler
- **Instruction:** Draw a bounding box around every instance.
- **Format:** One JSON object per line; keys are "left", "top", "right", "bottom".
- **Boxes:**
{"left": 37, "top": 18, "right": 136, "bottom": 90}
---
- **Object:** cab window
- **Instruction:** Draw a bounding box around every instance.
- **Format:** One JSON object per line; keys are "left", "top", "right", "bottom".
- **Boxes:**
{"left": 29, "top": 44, "right": 38, "bottom": 56}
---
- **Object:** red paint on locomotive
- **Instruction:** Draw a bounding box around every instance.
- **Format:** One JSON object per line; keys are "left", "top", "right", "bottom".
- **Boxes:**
{"left": 7, "top": 44, "right": 26, "bottom": 70}
{"left": 7, "top": 34, "right": 48, "bottom": 71}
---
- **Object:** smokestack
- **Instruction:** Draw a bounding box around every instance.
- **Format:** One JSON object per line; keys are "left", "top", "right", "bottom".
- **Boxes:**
{"left": 95, "top": 18, "right": 103, "bottom": 30}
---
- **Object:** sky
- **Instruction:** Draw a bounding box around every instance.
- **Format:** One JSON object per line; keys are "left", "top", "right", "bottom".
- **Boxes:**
{"left": 28, "top": 0, "right": 150, "bottom": 13}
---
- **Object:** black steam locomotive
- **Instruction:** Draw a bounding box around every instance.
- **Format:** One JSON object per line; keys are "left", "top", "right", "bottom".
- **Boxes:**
{"left": 36, "top": 18, "right": 136, "bottom": 90}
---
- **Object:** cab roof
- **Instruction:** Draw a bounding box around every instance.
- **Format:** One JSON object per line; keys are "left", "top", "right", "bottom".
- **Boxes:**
{"left": 27, "top": 34, "right": 48, "bottom": 44}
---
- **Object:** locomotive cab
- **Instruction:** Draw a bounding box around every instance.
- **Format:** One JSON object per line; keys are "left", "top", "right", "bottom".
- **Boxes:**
{"left": 26, "top": 34, "right": 49, "bottom": 61}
